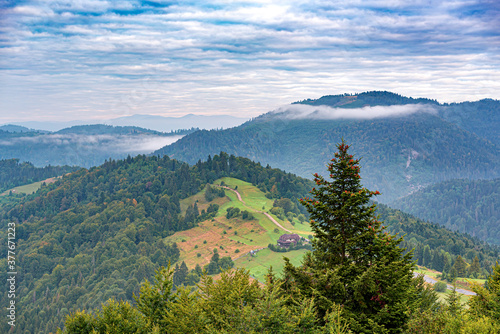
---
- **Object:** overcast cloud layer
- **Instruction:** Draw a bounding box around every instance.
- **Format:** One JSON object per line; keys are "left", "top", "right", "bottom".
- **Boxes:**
{"left": 1, "top": 0, "right": 499, "bottom": 122}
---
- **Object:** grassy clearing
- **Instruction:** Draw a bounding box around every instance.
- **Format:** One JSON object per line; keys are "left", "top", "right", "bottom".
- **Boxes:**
{"left": 235, "top": 248, "right": 309, "bottom": 283}
{"left": 435, "top": 288, "right": 471, "bottom": 306}
{"left": 1, "top": 177, "right": 60, "bottom": 196}
{"left": 168, "top": 177, "right": 310, "bottom": 276}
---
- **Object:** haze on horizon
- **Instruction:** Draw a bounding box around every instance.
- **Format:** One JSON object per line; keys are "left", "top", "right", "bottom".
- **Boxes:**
{"left": 1, "top": 0, "right": 499, "bottom": 123}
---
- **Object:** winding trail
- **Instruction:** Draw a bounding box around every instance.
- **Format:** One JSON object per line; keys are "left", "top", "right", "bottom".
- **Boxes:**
{"left": 219, "top": 185, "right": 293, "bottom": 233}
{"left": 415, "top": 273, "right": 476, "bottom": 296}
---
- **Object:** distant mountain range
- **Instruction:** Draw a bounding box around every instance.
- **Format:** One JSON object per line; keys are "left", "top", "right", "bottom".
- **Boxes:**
{"left": 0, "top": 124, "right": 196, "bottom": 168}
{"left": 155, "top": 91, "right": 500, "bottom": 203}
{"left": 4, "top": 114, "right": 248, "bottom": 132}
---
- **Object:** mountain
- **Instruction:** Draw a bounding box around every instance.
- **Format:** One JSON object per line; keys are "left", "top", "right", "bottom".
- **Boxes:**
{"left": 0, "top": 153, "right": 313, "bottom": 333}
{"left": 0, "top": 125, "right": 42, "bottom": 133}
{"left": 437, "top": 99, "right": 500, "bottom": 146}
{"left": 6, "top": 114, "right": 248, "bottom": 132}
{"left": 103, "top": 114, "right": 249, "bottom": 132}
{"left": 0, "top": 125, "right": 196, "bottom": 168}
{"left": 296, "top": 91, "right": 499, "bottom": 145}
{"left": 390, "top": 178, "right": 500, "bottom": 245}
{"left": 0, "top": 152, "right": 498, "bottom": 333}
{"left": 155, "top": 92, "right": 499, "bottom": 203}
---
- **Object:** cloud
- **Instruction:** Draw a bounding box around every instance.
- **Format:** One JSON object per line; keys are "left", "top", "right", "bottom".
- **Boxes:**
{"left": 273, "top": 103, "right": 437, "bottom": 120}
{"left": 0, "top": 134, "right": 183, "bottom": 153}
{"left": 0, "top": 0, "right": 499, "bottom": 122}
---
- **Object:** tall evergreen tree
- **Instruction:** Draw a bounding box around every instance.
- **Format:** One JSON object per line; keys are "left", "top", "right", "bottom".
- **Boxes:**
{"left": 281, "top": 139, "right": 426, "bottom": 333}
{"left": 453, "top": 255, "right": 468, "bottom": 278}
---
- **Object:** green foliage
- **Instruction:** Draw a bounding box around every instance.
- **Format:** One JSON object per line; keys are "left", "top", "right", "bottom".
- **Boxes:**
{"left": 433, "top": 282, "right": 447, "bottom": 293}
{"left": 0, "top": 152, "right": 317, "bottom": 333}
{"left": 378, "top": 203, "right": 499, "bottom": 277}
{"left": 134, "top": 266, "right": 175, "bottom": 327}
{"left": 62, "top": 268, "right": 331, "bottom": 334}
{"left": 391, "top": 178, "right": 500, "bottom": 245}
{"left": 204, "top": 184, "right": 225, "bottom": 202}
{"left": 155, "top": 92, "right": 500, "bottom": 203}
{"left": 0, "top": 158, "right": 78, "bottom": 193}
{"left": 468, "top": 262, "right": 500, "bottom": 323}
{"left": 226, "top": 206, "right": 241, "bottom": 218}
{"left": 281, "top": 140, "right": 427, "bottom": 333}
{"left": 205, "top": 249, "right": 234, "bottom": 275}
{"left": 61, "top": 299, "right": 155, "bottom": 334}
{"left": 406, "top": 308, "right": 500, "bottom": 334}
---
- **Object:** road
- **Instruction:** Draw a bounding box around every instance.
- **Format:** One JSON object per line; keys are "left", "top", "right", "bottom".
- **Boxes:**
{"left": 415, "top": 273, "right": 476, "bottom": 296}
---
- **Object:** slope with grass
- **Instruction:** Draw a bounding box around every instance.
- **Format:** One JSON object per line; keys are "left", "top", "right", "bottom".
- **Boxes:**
{"left": 165, "top": 177, "right": 312, "bottom": 272}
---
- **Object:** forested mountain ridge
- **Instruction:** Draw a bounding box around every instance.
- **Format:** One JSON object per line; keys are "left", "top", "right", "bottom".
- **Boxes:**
{"left": 0, "top": 125, "right": 196, "bottom": 168}
{"left": 0, "top": 153, "right": 313, "bottom": 333}
{"left": 155, "top": 109, "right": 499, "bottom": 203}
{"left": 294, "top": 91, "right": 499, "bottom": 146}
{"left": 1, "top": 152, "right": 498, "bottom": 333}
{"left": 390, "top": 178, "right": 500, "bottom": 245}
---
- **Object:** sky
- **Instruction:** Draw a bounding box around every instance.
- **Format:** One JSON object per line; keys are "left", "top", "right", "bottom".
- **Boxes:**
{"left": 1, "top": 0, "right": 499, "bottom": 123}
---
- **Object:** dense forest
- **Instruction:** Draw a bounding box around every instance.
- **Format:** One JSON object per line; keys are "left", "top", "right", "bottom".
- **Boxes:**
{"left": 295, "top": 91, "right": 439, "bottom": 108}
{"left": 295, "top": 91, "right": 499, "bottom": 146}
{"left": 390, "top": 178, "right": 500, "bottom": 245}
{"left": 156, "top": 112, "right": 499, "bottom": 203}
{"left": 0, "top": 159, "right": 78, "bottom": 193}
{"left": 0, "top": 153, "right": 312, "bottom": 333}
{"left": 0, "top": 152, "right": 498, "bottom": 333}
{"left": 378, "top": 204, "right": 498, "bottom": 279}
{"left": 57, "top": 141, "right": 500, "bottom": 333}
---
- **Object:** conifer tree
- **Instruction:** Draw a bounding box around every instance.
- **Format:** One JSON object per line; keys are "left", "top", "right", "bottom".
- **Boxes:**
{"left": 469, "top": 262, "right": 500, "bottom": 323}
{"left": 282, "top": 139, "right": 424, "bottom": 333}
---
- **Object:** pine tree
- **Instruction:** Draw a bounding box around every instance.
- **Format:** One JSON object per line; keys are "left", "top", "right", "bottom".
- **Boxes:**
{"left": 281, "top": 139, "right": 424, "bottom": 334}
{"left": 470, "top": 255, "right": 481, "bottom": 277}
{"left": 452, "top": 255, "right": 468, "bottom": 278}
{"left": 469, "top": 262, "right": 500, "bottom": 323}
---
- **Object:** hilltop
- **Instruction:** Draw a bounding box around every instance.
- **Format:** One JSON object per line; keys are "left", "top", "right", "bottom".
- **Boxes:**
{"left": 155, "top": 92, "right": 499, "bottom": 203}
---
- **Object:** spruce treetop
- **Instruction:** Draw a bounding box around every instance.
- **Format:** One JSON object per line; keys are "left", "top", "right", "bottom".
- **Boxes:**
{"left": 300, "top": 139, "right": 385, "bottom": 269}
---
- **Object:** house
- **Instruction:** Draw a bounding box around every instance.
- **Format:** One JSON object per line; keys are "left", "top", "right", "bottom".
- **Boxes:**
{"left": 277, "top": 234, "right": 301, "bottom": 248}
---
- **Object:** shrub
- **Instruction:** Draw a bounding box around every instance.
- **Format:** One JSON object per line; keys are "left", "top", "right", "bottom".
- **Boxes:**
{"left": 434, "top": 281, "right": 447, "bottom": 292}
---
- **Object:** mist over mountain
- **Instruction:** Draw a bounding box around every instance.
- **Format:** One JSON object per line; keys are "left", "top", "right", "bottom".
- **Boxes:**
{"left": 155, "top": 91, "right": 500, "bottom": 203}
{"left": 0, "top": 125, "right": 196, "bottom": 168}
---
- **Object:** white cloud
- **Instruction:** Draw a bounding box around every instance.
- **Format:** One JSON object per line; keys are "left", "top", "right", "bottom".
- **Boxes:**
{"left": 274, "top": 104, "right": 437, "bottom": 120}
{"left": 0, "top": 0, "right": 498, "bottom": 122}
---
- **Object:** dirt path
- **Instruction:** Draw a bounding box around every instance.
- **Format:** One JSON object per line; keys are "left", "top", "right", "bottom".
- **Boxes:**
{"left": 220, "top": 186, "right": 293, "bottom": 233}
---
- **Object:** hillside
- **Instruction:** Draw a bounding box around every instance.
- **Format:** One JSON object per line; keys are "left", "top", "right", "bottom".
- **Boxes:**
{"left": 155, "top": 109, "right": 499, "bottom": 203}
{"left": 295, "top": 91, "right": 499, "bottom": 146}
{"left": 0, "top": 153, "right": 313, "bottom": 333}
{"left": 0, "top": 125, "right": 196, "bottom": 168}
{"left": 0, "top": 159, "right": 78, "bottom": 193}
{"left": 390, "top": 178, "right": 500, "bottom": 245}
{"left": 1, "top": 153, "right": 498, "bottom": 333}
